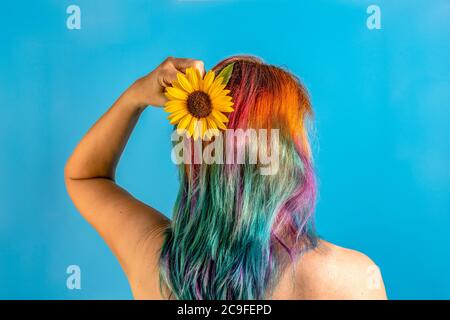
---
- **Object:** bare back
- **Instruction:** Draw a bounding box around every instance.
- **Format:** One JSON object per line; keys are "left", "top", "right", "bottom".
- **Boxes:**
{"left": 129, "top": 232, "right": 387, "bottom": 300}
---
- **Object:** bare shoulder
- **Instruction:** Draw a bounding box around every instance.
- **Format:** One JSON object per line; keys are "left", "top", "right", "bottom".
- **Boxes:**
{"left": 295, "top": 240, "right": 387, "bottom": 299}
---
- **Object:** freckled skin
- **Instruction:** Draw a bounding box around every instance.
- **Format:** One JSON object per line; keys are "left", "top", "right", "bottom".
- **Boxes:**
{"left": 65, "top": 56, "right": 387, "bottom": 300}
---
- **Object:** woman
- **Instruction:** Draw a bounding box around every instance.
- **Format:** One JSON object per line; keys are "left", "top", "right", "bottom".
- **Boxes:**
{"left": 64, "top": 56, "right": 387, "bottom": 299}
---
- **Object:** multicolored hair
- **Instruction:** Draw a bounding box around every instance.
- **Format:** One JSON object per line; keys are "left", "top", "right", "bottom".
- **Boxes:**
{"left": 159, "top": 55, "right": 317, "bottom": 299}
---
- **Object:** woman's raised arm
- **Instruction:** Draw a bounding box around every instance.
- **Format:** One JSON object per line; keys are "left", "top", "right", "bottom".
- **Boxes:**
{"left": 64, "top": 57, "right": 205, "bottom": 293}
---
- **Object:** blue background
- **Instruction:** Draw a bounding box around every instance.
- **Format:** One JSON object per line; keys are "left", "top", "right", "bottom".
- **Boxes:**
{"left": 0, "top": 0, "right": 449, "bottom": 299}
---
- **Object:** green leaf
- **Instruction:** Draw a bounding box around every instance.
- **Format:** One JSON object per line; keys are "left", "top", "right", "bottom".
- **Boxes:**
{"left": 217, "top": 63, "right": 235, "bottom": 86}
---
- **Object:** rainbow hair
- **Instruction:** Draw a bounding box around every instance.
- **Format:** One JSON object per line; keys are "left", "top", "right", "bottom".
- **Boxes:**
{"left": 159, "top": 56, "right": 317, "bottom": 299}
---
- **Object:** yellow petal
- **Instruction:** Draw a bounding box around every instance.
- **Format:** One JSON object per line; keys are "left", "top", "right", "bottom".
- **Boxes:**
{"left": 168, "top": 109, "right": 188, "bottom": 120}
{"left": 164, "top": 100, "right": 187, "bottom": 113}
{"left": 196, "top": 119, "right": 205, "bottom": 140}
{"left": 177, "top": 114, "right": 193, "bottom": 132}
{"left": 209, "top": 83, "right": 227, "bottom": 99}
{"left": 193, "top": 119, "right": 201, "bottom": 141}
{"left": 211, "top": 117, "right": 227, "bottom": 130}
{"left": 168, "top": 110, "right": 189, "bottom": 124}
{"left": 186, "top": 67, "right": 200, "bottom": 91}
{"left": 214, "top": 105, "right": 234, "bottom": 113}
{"left": 202, "top": 71, "right": 215, "bottom": 93}
{"left": 214, "top": 100, "right": 234, "bottom": 108}
{"left": 165, "top": 87, "right": 188, "bottom": 100}
{"left": 187, "top": 117, "right": 197, "bottom": 138}
{"left": 164, "top": 99, "right": 186, "bottom": 108}
{"left": 177, "top": 73, "right": 194, "bottom": 93}
{"left": 206, "top": 116, "right": 217, "bottom": 129}
{"left": 212, "top": 95, "right": 233, "bottom": 105}
{"left": 206, "top": 117, "right": 221, "bottom": 137}
{"left": 210, "top": 109, "right": 229, "bottom": 123}
{"left": 171, "top": 80, "right": 184, "bottom": 91}
{"left": 165, "top": 106, "right": 188, "bottom": 114}
{"left": 207, "top": 76, "right": 224, "bottom": 95}
{"left": 203, "top": 118, "right": 209, "bottom": 139}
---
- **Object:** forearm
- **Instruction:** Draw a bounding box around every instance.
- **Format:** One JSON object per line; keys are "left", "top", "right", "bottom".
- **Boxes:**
{"left": 65, "top": 83, "right": 146, "bottom": 181}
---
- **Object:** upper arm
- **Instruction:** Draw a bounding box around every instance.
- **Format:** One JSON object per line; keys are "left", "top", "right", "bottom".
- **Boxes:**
{"left": 64, "top": 177, "right": 170, "bottom": 283}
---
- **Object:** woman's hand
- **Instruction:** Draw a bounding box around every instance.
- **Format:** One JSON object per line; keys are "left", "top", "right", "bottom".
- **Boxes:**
{"left": 128, "top": 57, "right": 206, "bottom": 108}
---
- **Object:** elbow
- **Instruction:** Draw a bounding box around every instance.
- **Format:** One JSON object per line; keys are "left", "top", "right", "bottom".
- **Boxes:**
{"left": 63, "top": 156, "right": 84, "bottom": 204}
{"left": 64, "top": 161, "right": 74, "bottom": 194}
{"left": 63, "top": 158, "right": 82, "bottom": 213}
{"left": 64, "top": 156, "right": 74, "bottom": 182}
{"left": 64, "top": 154, "right": 79, "bottom": 189}
{"left": 64, "top": 166, "right": 75, "bottom": 206}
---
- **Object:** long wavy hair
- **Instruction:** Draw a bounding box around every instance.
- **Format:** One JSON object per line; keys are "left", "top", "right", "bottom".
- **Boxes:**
{"left": 159, "top": 55, "right": 317, "bottom": 299}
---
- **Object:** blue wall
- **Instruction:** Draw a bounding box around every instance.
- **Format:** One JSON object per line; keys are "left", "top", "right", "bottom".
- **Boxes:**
{"left": 0, "top": 0, "right": 449, "bottom": 299}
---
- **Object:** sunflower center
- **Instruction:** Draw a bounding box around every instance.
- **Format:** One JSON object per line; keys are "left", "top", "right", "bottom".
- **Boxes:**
{"left": 187, "top": 91, "right": 212, "bottom": 118}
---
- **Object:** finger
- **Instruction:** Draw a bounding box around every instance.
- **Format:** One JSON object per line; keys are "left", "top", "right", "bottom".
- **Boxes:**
{"left": 171, "top": 58, "right": 205, "bottom": 78}
{"left": 159, "top": 67, "right": 178, "bottom": 87}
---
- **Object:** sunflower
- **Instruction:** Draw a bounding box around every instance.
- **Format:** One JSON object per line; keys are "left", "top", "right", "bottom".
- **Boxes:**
{"left": 164, "top": 65, "right": 235, "bottom": 140}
